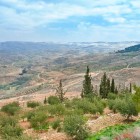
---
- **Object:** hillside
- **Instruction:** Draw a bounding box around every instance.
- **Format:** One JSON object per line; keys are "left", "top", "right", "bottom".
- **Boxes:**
{"left": 1, "top": 41, "right": 140, "bottom": 99}
{"left": 1, "top": 42, "right": 140, "bottom": 140}
{"left": 117, "top": 44, "right": 140, "bottom": 53}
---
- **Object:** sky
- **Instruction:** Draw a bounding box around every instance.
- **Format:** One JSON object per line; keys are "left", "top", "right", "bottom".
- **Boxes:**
{"left": 0, "top": 0, "right": 140, "bottom": 42}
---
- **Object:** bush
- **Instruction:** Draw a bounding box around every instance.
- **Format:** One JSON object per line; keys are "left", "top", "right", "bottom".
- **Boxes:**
{"left": 29, "top": 112, "right": 48, "bottom": 130}
{"left": 48, "top": 96, "right": 60, "bottom": 105}
{"left": 26, "top": 111, "right": 36, "bottom": 121}
{"left": 63, "top": 115, "right": 89, "bottom": 140}
{"left": 27, "top": 101, "right": 40, "bottom": 108}
{"left": 108, "top": 98, "right": 120, "bottom": 113}
{"left": 108, "top": 93, "right": 117, "bottom": 100}
{"left": 0, "top": 115, "right": 17, "bottom": 127}
{"left": 47, "top": 104, "right": 65, "bottom": 116}
{"left": 95, "top": 102, "right": 104, "bottom": 115}
{"left": 52, "top": 119, "right": 61, "bottom": 130}
{"left": 74, "top": 99, "right": 97, "bottom": 114}
{"left": 65, "top": 108, "right": 84, "bottom": 116}
{"left": 117, "top": 98, "right": 138, "bottom": 120}
{"left": 1, "top": 125, "right": 23, "bottom": 138}
{"left": 64, "top": 100, "right": 73, "bottom": 108}
{"left": 1, "top": 102, "right": 20, "bottom": 115}
{"left": 0, "top": 114, "right": 23, "bottom": 139}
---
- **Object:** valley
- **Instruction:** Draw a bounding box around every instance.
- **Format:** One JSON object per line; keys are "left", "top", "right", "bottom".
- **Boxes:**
{"left": 1, "top": 42, "right": 140, "bottom": 140}
{"left": 0, "top": 41, "right": 140, "bottom": 100}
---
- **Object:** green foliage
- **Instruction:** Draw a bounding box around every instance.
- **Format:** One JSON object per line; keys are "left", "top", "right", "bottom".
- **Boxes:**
{"left": 111, "top": 78, "right": 115, "bottom": 93}
{"left": 0, "top": 114, "right": 23, "bottom": 139}
{"left": 132, "top": 85, "right": 140, "bottom": 112}
{"left": 47, "top": 104, "right": 65, "bottom": 116}
{"left": 81, "top": 66, "right": 94, "bottom": 98}
{"left": 65, "top": 108, "right": 84, "bottom": 116}
{"left": 63, "top": 115, "right": 89, "bottom": 140}
{"left": 108, "top": 98, "right": 120, "bottom": 113}
{"left": 108, "top": 93, "right": 117, "bottom": 99}
{"left": 27, "top": 101, "right": 40, "bottom": 108}
{"left": 1, "top": 125, "right": 23, "bottom": 138}
{"left": 28, "top": 111, "right": 48, "bottom": 130}
{"left": 48, "top": 96, "right": 60, "bottom": 105}
{"left": 64, "top": 100, "right": 73, "bottom": 108}
{"left": 56, "top": 80, "right": 67, "bottom": 102}
{"left": 72, "top": 98, "right": 105, "bottom": 115}
{"left": 44, "top": 96, "right": 47, "bottom": 104}
{"left": 1, "top": 102, "right": 20, "bottom": 115}
{"left": 26, "top": 111, "right": 35, "bottom": 121}
{"left": 87, "top": 120, "right": 140, "bottom": 140}
{"left": 117, "top": 97, "right": 138, "bottom": 120}
{"left": 52, "top": 119, "right": 61, "bottom": 130}
{"left": 73, "top": 98, "right": 97, "bottom": 114}
{"left": 0, "top": 114, "right": 17, "bottom": 127}
{"left": 100, "top": 73, "right": 110, "bottom": 98}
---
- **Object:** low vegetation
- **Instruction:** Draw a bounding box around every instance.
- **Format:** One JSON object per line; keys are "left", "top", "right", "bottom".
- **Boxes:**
{"left": 0, "top": 67, "right": 140, "bottom": 140}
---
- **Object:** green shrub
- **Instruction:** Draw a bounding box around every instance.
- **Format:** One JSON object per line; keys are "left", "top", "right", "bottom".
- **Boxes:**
{"left": 52, "top": 119, "right": 61, "bottom": 130}
{"left": 0, "top": 115, "right": 17, "bottom": 127}
{"left": 95, "top": 103, "right": 104, "bottom": 115}
{"left": 108, "top": 98, "right": 121, "bottom": 113}
{"left": 48, "top": 96, "right": 60, "bottom": 105}
{"left": 47, "top": 104, "right": 65, "bottom": 116}
{"left": 74, "top": 99, "right": 97, "bottom": 114}
{"left": 27, "top": 101, "right": 40, "bottom": 108}
{"left": 1, "top": 125, "right": 23, "bottom": 138}
{"left": 26, "top": 111, "right": 35, "bottom": 121}
{"left": 29, "top": 112, "right": 48, "bottom": 130}
{"left": 64, "top": 100, "right": 73, "bottom": 108}
{"left": 63, "top": 115, "right": 89, "bottom": 140}
{"left": 1, "top": 102, "right": 20, "bottom": 115}
{"left": 117, "top": 98, "right": 138, "bottom": 120}
{"left": 65, "top": 108, "right": 84, "bottom": 116}
{"left": 108, "top": 93, "right": 117, "bottom": 100}
{"left": 0, "top": 114, "right": 23, "bottom": 139}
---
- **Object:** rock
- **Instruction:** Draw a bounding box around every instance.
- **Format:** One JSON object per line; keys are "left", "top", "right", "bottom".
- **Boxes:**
{"left": 133, "top": 127, "right": 140, "bottom": 139}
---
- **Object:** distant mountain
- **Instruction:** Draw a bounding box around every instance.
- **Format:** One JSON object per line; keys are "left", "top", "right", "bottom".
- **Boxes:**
{"left": 0, "top": 41, "right": 140, "bottom": 54}
{"left": 117, "top": 44, "right": 140, "bottom": 53}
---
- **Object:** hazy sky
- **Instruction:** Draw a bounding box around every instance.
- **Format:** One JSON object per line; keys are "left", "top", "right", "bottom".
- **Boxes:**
{"left": 0, "top": 0, "right": 140, "bottom": 42}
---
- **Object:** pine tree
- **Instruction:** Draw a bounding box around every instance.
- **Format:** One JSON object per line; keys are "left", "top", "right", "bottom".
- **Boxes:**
{"left": 111, "top": 78, "right": 115, "bottom": 93}
{"left": 56, "top": 80, "right": 67, "bottom": 102}
{"left": 81, "top": 66, "right": 94, "bottom": 98}
{"left": 100, "top": 72, "right": 108, "bottom": 98}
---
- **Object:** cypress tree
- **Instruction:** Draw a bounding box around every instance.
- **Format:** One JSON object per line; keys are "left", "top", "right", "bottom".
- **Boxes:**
{"left": 44, "top": 96, "right": 47, "bottom": 104}
{"left": 107, "top": 78, "right": 111, "bottom": 93}
{"left": 81, "top": 66, "right": 94, "bottom": 98}
{"left": 111, "top": 78, "right": 115, "bottom": 93}
{"left": 130, "top": 83, "right": 132, "bottom": 93}
{"left": 100, "top": 72, "right": 108, "bottom": 98}
{"left": 114, "top": 87, "right": 118, "bottom": 94}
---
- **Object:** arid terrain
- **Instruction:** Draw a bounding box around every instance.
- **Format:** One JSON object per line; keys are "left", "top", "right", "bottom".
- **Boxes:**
{"left": 1, "top": 42, "right": 140, "bottom": 140}
{"left": 0, "top": 42, "right": 140, "bottom": 101}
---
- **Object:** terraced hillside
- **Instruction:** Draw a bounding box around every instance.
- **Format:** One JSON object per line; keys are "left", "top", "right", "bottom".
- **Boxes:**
{"left": 0, "top": 42, "right": 140, "bottom": 100}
